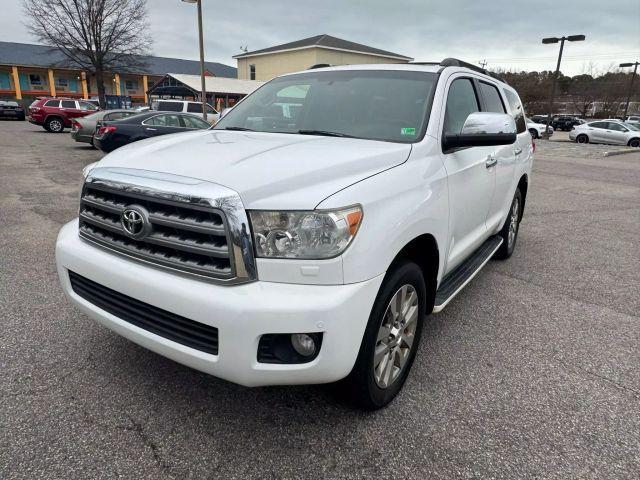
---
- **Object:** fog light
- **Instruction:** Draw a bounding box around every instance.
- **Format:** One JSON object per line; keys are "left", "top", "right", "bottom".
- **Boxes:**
{"left": 291, "top": 333, "right": 316, "bottom": 357}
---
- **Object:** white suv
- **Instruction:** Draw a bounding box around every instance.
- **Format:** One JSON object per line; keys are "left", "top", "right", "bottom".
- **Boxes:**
{"left": 56, "top": 59, "right": 533, "bottom": 409}
{"left": 152, "top": 99, "right": 220, "bottom": 122}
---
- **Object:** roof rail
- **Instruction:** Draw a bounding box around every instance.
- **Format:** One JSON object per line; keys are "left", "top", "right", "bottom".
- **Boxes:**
{"left": 308, "top": 63, "right": 332, "bottom": 69}
{"left": 439, "top": 58, "right": 507, "bottom": 84}
{"left": 407, "top": 61, "right": 440, "bottom": 66}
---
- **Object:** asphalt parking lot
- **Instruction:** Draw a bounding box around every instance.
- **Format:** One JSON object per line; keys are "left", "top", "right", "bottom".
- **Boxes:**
{"left": 1, "top": 119, "right": 639, "bottom": 479}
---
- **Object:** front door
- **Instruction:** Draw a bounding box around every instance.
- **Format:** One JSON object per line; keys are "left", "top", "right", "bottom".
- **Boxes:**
{"left": 440, "top": 77, "right": 496, "bottom": 272}
{"left": 143, "top": 114, "right": 184, "bottom": 138}
{"left": 605, "top": 122, "right": 629, "bottom": 145}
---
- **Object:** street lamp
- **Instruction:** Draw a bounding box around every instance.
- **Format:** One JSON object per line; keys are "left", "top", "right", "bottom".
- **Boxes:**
{"left": 182, "top": 0, "right": 207, "bottom": 121}
{"left": 620, "top": 61, "right": 639, "bottom": 119}
{"left": 541, "top": 34, "right": 585, "bottom": 138}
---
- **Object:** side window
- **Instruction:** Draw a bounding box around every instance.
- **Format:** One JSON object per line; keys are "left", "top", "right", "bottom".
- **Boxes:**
{"left": 146, "top": 115, "right": 164, "bottom": 126}
{"left": 44, "top": 100, "right": 60, "bottom": 107}
{"left": 206, "top": 104, "right": 217, "bottom": 114}
{"left": 182, "top": 115, "right": 210, "bottom": 129}
{"left": 157, "top": 102, "right": 183, "bottom": 112}
{"left": 149, "top": 114, "right": 181, "bottom": 127}
{"left": 504, "top": 89, "right": 526, "bottom": 134}
{"left": 186, "top": 102, "right": 201, "bottom": 113}
{"left": 78, "top": 101, "right": 98, "bottom": 111}
{"left": 479, "top": 82, "right": 506, "bottom": 114}
{"left": 607, "top": 122, "right": 626, "bottom": 132}
{"left": 444, "top": 78, "right": 480, "bottom": 134}
{"left": 61, "top": 100, "right": 76, "bottom": 109}
{"left": 590, "top": 122, "right": 607, "bottom": 129}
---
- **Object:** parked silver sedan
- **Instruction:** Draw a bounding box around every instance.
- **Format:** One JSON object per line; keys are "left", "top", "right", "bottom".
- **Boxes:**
{"left": 70, "top": 109, "right": 138, "bottom": 145}
{"left": 569, "top": 119, "right": 640, "bottom": 147}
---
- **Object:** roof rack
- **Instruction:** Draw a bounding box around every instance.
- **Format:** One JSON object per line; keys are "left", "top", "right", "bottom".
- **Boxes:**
{"left": 439, "top": 58, "right": 507, "bottom": 84}
{"left": 308, "top": 63, "right": 332, "bottom": 69}
{"left": 407, "top": 61, "right": 440, "bottom": 66}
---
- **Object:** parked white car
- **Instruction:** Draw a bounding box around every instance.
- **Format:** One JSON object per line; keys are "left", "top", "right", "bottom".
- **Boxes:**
{"left": 56, "top": 60, "right": 533, "bottom": 409}
{"left": 569, "top": 119, "right": 640, "bottom": 147}
{"left": 151, "top": 99, "right": 220, "bottom": 122}
{"left": 625, "top": 115, "right": 640, "bottom": 126}
{"left": 526, "top": 118, "right": 553, "bottom": 139}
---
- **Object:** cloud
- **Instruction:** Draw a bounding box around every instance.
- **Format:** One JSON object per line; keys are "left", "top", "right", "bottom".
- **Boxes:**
{"left": 2, "top": 0, "right": 639, "bottom": 75}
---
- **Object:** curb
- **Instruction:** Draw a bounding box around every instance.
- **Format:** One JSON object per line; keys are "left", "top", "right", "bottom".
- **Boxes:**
{"left": 603, "top": 149, "right": 640, "bottom": 157}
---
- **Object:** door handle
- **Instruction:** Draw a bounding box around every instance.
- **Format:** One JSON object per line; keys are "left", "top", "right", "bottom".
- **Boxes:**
{"left": 514, "top": 147, "right": 523, "bottom": 155}
{"left": 485, "top": 155, "right": 497, "bottom": 168}
{"left": 145, "top": 127, "right": 157, "bottom": 131}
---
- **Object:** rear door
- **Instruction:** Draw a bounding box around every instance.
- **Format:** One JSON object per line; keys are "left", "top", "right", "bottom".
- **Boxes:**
{"left": 478, "top": 81, "right": 517, "bottom": 232}
{"left": 587, "top": 121, "right": 608, "bottom": 143}
{"left": 440, "top": 76, "right": 496, "bottom": 271}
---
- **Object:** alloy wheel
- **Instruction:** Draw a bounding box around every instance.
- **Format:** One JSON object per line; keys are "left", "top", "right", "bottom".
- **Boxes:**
{"left": 373, "top": 284, "right": 419, "bottom": 389}
{"left": 508, "top": 197, "right": 520, "bottom": 248}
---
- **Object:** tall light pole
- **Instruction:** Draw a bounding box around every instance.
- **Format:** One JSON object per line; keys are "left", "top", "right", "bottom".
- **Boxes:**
{"left": 541, "top": 34, "right": 585, "bottom": 138}
{"left": 620, "top": 61, "right": 639, "bottom": 119}
{"left": 182, "top": 0, "right": 207, "bottom": 121}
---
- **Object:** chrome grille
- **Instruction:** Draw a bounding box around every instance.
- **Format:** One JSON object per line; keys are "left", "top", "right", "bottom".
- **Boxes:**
{"left": 79, "top": 183, "right": 235, "bottom": 281}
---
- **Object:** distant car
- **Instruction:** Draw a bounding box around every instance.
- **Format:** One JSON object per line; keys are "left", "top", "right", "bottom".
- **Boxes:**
{"left": 28, "top": 97, "right": 99, "bottom": 132}
{"left": 0, "top": 100, "right": 25, "bottom": 120}
{"left": 529, "top": 114, "right": 550, "bottom": 125}
{"left": 93, "top": 111, "right": 212, "bottom": 153}
{"left": 552, "top": 115, "right": 582, "bottom": 131}
{"left": 152, "top": 99, "right": 220, "bottom": 122}
{"left": 569, "top": 119, "right": 640, "bottom": 147}
{"left": 71, "top": 109, "right": 138, "bottom": 145}
{"left": 525, "top": 118, "right": 553, "bottom": 139}
{"left": 625, "top": 115, "right": 640, "bottom": 126}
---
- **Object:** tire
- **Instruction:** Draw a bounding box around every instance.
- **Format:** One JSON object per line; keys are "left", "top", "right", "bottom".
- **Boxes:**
{"left": 341, "top": 260, "right": 427, "bottom": 410}
{"left": 576, "top": 134, "right": 589, "bottom": 144}
{"left": 628, "top": 138, "right": 640, "bottom": 148}
{"left": 529, "top": 129, "right": 538, "bottom": 139}
{"left": 494, "top": 188, "right": 522, "bottom": 260}
{"left": 45, "top": 117, "right": 64, "bottom": 133}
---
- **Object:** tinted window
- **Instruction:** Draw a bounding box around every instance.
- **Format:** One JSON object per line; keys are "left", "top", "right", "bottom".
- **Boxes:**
{"left": 182, "top": 115, "right": 210, "bottom": 129}
{"left": 444, "top": 78, "right": 480, "bottom": 134}
{"left": 590, "top": 122, "right": 607, "bottom": 129}
{"left": 504, "top": 89, "right": 526, "bottom": 133}
{"left": 187, "top": 103, "right": 201, "bottom": 113}
{"left": 479, "top": 82, "right": 506, "bottom": 114}
{"left": 216, "top": 70, "right": 437, "bottom": 143}
{"left": 44, "top": 100, "right": 60, "bottom": 107}
{"left": 607, "top": 122, "right": 626, "bottom": 132}
{"left": 61, "top": 100, "right": 76, "bottom": 108}
{"left": 157, "top": 101, "right": 183, "bottom": 112}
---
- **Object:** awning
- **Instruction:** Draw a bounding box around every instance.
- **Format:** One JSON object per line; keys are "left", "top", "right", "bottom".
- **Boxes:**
{"left": 147, "top": 73, "right": 264, "bottom": 97}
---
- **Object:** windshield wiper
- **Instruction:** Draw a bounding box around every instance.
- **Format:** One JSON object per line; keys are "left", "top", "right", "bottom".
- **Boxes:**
{"left": 222, "top": 126, "right": 254, "bottom": 131}
{"left": 297, "top": 129, "right": 355, "bottom": 138}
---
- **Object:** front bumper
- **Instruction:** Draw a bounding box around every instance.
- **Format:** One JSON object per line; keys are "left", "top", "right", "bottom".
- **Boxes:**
{"left": 56, "top": 220, "right": 383, "bottom": 386}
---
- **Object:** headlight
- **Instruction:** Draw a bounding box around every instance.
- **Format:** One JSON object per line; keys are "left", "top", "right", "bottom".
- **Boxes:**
{"left": 248, "top": 206, "right": 363, "bottom": 259}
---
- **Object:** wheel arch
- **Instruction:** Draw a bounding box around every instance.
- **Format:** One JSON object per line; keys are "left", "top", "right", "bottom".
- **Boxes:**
{"left": 388, "top": 234, "right": 439, "bottom": 314}
{"left": 627, "top": 137, "right": 640, "bottom": 147}
{"left": 517, "top": 174, "right": 529, "bottom": 217}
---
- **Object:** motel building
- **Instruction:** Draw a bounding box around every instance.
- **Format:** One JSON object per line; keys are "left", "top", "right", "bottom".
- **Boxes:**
{"left": 0, "top": 41, "right": 239, "bottom": 107}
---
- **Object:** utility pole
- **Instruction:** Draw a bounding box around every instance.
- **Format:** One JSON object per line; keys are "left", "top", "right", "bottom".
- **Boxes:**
{"left": 182, "top": 0, "right": 208, "bottom": 121}
{"left": 479, "top": 59, "right": 487, "bottom": 69}
{"left": 620, "top": 61, "right": 639, "bottom": 119}
{"left": 541, "top": 34, "right": 585, "bottom": 139}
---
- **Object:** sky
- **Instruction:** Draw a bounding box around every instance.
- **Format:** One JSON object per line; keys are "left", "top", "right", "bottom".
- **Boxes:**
{"left": 1, "top": 0, "right": 639, "bottom": 76}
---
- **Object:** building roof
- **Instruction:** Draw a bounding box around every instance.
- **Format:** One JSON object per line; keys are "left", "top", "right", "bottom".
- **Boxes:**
{"left": 148, "top": 73, "right": 264, "bottom": 96}
{"left": 0, "top": 41, "right": 237, "bottom": 78}
{"left": 232, "top": 34, "right": 412, "bottom": 61}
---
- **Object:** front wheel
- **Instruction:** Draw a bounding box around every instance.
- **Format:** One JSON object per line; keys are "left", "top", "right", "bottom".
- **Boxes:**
{"left": 495, "top": 188, "right": 522, "bottom": 260}
{"left": 342, "top": 261, "right": 427, "bottom": 410}
{"left": 45, "top": 117, "right": 64, "bottom": 133}
{"left": 629, "top": 138, "right": 640, "bottom": 148}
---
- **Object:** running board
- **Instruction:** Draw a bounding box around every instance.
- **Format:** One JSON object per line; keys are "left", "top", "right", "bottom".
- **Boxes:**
{"left": 432, "top": 235, "right": 503, "bottom": 313}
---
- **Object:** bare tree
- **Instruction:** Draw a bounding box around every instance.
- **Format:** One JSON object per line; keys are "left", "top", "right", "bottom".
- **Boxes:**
{"left": 23, "top": 0, "right": 152, "bottom": 107}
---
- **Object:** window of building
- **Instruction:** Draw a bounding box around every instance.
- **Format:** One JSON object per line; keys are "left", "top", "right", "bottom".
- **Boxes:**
{"left": 479, "top": 81, "right": 506, "bottom": 114}
{"left": 504, "top": 89, "right": 526, "bottom": 133}
{"left": 125, "top": 79, "right": 138, "bottom": 90}
{"left": 55, "top": 77, "right": 69, "bottom": 87}
{"left": 249, "top": 64, "right": 256, "bottom": 80}
{"left": 29, "top": 74, "right": 42, "bottom": 86}
{"left": 444, "top": 78, "right": 480, "bottom": 134}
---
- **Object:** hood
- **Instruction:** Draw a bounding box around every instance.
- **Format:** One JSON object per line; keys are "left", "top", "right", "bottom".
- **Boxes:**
{"left": 96, "top": 130, "right": 412, "bottom": 209}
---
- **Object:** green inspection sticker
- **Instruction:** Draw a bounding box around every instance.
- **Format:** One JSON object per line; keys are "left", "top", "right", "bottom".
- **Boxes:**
{"left": 400, "top": 127, "right": 416, "bottom": 136}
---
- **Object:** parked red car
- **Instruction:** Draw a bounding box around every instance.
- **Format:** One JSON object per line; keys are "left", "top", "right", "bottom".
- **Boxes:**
{"left": 28, "top": 97, "right": 100, "bottom": 132}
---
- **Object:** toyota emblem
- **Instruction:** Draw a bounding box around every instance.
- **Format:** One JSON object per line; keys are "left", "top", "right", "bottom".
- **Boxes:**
{"left": 121, "top": 205, "right": 150, "bottom": 239}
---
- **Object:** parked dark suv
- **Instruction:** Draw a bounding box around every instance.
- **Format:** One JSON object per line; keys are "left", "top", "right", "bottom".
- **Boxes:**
{"left": 28, "top": 97, "right": 99, "bottom": 132}
{"left": 0, "top": 101, "right": 25, "bottom": 120}
{"left": 552, "top": 115, "right": 582, "bottom": 131}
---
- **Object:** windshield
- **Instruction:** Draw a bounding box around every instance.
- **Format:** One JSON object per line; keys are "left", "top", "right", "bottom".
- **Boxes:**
{"left": 215, "top": 70, "right": 438, "bottom": 143}
{"left": 623, "top": 122, "right": 640, "bottom": 131}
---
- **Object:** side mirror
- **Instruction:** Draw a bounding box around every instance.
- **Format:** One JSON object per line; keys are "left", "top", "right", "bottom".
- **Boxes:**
{"left": 444, "top": 112, "right": 517, "bottom": 151}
